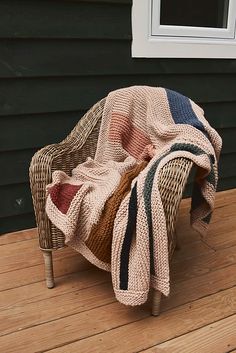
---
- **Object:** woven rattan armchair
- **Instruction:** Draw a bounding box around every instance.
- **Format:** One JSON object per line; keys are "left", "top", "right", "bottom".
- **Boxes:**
{"left": 29, "top": 98, "right": 193, "bottom": 316}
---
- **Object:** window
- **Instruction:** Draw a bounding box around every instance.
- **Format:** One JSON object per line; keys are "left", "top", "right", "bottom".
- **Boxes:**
{"left": 132, "top": 0, "right": 236, "bottom": 58}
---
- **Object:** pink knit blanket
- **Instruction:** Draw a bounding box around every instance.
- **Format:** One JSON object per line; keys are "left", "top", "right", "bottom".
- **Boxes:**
{"left": 46, "top": 86, "right": 222, "bottom": 306}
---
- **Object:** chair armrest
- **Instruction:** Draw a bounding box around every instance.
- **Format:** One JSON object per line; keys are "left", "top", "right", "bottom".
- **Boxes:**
{"left": 29, "top": 99, "right": 105, "bottom": 250}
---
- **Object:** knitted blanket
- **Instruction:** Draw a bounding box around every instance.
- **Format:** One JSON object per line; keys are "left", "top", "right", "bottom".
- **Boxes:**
{"left": 46, "top": 86, "right": 222, "bottom": 306}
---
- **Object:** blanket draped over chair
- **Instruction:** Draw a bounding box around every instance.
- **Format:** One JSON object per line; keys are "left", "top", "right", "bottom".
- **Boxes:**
{"left": 45, "top": 86, "right": 222, "bottom": 306}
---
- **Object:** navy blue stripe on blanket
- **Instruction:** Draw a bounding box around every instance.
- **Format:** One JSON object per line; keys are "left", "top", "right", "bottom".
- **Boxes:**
{"left": 119, "top": 182, "right": 138, "bottom": 290}
{"left": 119, "top": 142, "right": 216, "bottom": 291}
{"left": 143, "top": 152, "right": 169, "bottom": 276}
{"left": 165, "top": 89, "right": 208, "bottom": 138}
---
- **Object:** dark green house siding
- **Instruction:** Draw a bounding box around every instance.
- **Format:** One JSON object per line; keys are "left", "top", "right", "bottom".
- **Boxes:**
{"left": 1, "top": 0, "right": 236, "bottom": 234}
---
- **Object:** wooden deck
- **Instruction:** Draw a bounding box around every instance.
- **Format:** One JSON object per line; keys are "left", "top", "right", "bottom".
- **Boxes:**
{"left": 1, "top": 189, "right": 236, "bottom": 353}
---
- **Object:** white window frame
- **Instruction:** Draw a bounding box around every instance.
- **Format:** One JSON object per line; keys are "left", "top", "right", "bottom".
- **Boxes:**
{"left": 132, "top": 0, "right": 236, "bottom": 58}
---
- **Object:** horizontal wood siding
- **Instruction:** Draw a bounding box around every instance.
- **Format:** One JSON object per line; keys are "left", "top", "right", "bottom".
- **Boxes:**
{"left": 0, "top": 0, "right": 236, "bottom": 233}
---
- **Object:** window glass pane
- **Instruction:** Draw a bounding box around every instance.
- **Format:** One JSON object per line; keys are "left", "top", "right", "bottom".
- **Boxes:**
{"left": 160, "top": 0, "right": 229, "bottom": 28}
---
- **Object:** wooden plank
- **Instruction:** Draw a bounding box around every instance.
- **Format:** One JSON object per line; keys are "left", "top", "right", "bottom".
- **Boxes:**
{"left": 0, "top": 165, "right": 234, "bottom": 223}
{"left": 2, "top": 40, "right": 236, "bottom": 78}
{"left": 180, "top": 188, "right": 236, "bottom": 210}
{"left": 177, "top": 202, "right": 236, "bottom": 233}
{"left": 0, "top": 185, "right": 234, "bottom": 238}
{"left": 0, "top": 1, "right": 131, "bottom": 40}
{"left": 204, "top": 231, "right": 236, "bottom": 251}
{"left": 1, "top": 147, "right": 235, "bottom": 187}
{"left": 201, "top": 102, "right": 236, "bottom": 128}
{"left": 217, "top": 177, "right": 236, "bottom": 192}
{"left": 172, "top": 240, "right": 213, "bottom": 264}
{"left": 0, "top": 74, "right": 236, "bottom": 116}
{"left": 208, "top": 213, "right": 236, "bottom": 240}
{"left": 186, "top": 177, "right": 236, "bottom": 198}
{"left": 1, "top": 189, "right": 234, "bottom": 271}
{"left": 0, "top": 253, "right": 92, "bottom": 292}
{"left": 144, "top": 315, "right": 236, "bottom": 352}
{"left": 2, "top": 242, "right": 235, "bottom": 311}
{"left": 209, "top": 201, "right": 236, "bottom": 225}
{"left": 0, "top": 213, "right": 36, "bottom": 235}
{"left": 213, "top": 189, "right": 236, "bottom": 206}
{"left": 0, "top": 226, "right": 211, "bottom": 289}
{"left": 0, "top": 183, "right": 33, "bottom": 218}
{"left": 176, "top": 187, "right": 234, "bottom": 223}
{"left": 1, "top": 262, "right": 236, "bottom": 351}
{"left": 0, "top": 183, "right": 234, "bottom": 236}
{"left": 0, "top": 189, "right": 235, "bottom": 351}
{"left": 0, "top": 300, "right": 148, "bottom": 353}
{"left": 0, "top": 149, "right": 37, "bottom": 185}
{"left": 0, "top": 268, "right": 109, "bottom": 311}
{"left": 0, "top": 180, "right": 234, "bottom": 225}
{"left": 0, "top": 207, "right": 222, "bottom": 276}
{"left": 163, "top": 263, "right": 236, "bottom": 312}
{"left": 32, "top": 286, "right": 236, "bottom": 353}
{"left": 0, "top": 240, "right": 212, "bottom": 307}
{"left": 218, "top": 130, "right": 236, "bottom": 154}
{"left": 0, "top": 227, "right": 37, "bottom": 246}
{"left": 1, "top": 233, "right": 236, "bottom": 333}
{"left": 1, "top": 102, "right": 236, "bottom": 152}
{"left": 0, "top": 281, "right": 115, "bottom": 336}
{"left": 0, "top": 238, "right": 78, "bottom": 273}
{"left": 1, "top": 180, "right": 234, "bottom": 232}
{"left": 171, "top": 245, "right": 236, "bottom": 284}
{"left": 0, "top": 208, "right": 196, "bottom": 289}
{"left": 0, "top": 110, "right": 86, "bottom": 151}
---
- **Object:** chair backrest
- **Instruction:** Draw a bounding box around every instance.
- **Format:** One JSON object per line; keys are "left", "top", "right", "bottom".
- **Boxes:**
{"left": 51, "top": 97, "right": 193, "bottom": 252}
{"left": 62, "top": 98, "right": 106, "bottom": 162}
{"left": 30, "top": 96, "right": 193, "bottom": 253}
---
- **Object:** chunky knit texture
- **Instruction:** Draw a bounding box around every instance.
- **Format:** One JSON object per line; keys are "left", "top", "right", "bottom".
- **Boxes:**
{"left": 46, "top": 156, "right": 137, "bottom": 271}
{"left": 46, "top": 86, "right": 222, "bottom": 306}
{"left": 85, "top": 161, "right": 147, "bottom": 265}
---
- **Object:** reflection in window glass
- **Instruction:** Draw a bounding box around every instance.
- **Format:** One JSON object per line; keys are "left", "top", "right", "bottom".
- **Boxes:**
{"left": 160, "top": 0, "right": 229, "bottom": 28}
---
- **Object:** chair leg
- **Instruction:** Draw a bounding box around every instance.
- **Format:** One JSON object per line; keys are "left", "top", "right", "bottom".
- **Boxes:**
{"left": 42, "top": 250, "right": 55, "bottom": 289}
{"left": 152, "top": 290, "right": 162, "bottom": 316}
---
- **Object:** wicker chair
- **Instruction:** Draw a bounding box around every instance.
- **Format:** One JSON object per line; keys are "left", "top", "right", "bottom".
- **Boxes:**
{"left": 29, "top": 98, "right": 193, "bottom": 316}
